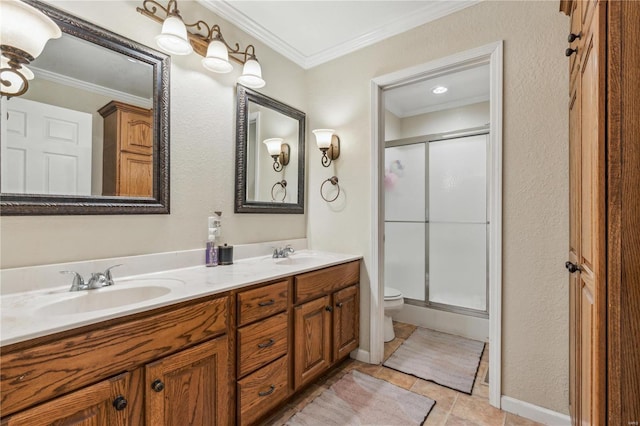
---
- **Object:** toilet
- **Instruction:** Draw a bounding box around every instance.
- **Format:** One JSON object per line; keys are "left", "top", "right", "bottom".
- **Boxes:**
{"left": 383, "top": 287, "right": 404, "bottom": 342}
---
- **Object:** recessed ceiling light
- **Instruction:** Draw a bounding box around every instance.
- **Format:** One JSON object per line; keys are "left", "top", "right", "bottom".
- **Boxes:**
{"left": 432, "top": 86, "right": 448, "bottom": 94}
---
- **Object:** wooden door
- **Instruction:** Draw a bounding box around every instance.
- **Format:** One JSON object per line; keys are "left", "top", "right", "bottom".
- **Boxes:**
{"left": 294, "top": 296, "right": 332, "bottom": 390}
{"left": 120, "top": 109, "right": 152, "bottom": 155}
{"left": 567, "top": 2, "right": 606, "bottom": 425}
{"left": 145, "top": 336, "right": 229, "bottom": 426}
{"left": 3, "top": 373, "right": 133, "bottom": 426}
{"left": 119, "top": 151, "right": 153, "bottom": 197}
{"left": 333, "top": 285, "right": 359, "bottom": 361}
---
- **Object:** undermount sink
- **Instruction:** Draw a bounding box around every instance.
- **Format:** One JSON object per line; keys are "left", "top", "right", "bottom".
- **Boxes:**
{"left": 37, "top": 279, "right": 184, "bottom": 316}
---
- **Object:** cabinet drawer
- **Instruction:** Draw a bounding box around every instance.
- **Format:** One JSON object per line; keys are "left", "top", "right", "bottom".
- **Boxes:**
{"left": 1, "top": 295, "right": 228, "bottom": 417}
{"left": 238, "top": 355, "right": 289, "bottom": 426}
{"left": 294, "top": 261, "right": 360, "bottom": 304}
{"left": 238, "top": 312, "right": 288, "bottom": 378}
{"left": 237, "top": 280, "right": 288, "bottom": 326}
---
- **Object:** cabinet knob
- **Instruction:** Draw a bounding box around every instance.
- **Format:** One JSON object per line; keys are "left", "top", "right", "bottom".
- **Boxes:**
{"left": 567, "top": 32, "right": 581, "bottom": 43}
{"left": 336, "top": 302, "right": 343, "bottom": 308}
{"left": 565, "top": 261, "right": 581, "bottom": 273}
{"left": 325, "top": 305, "right": 333, "bottom": 312}
{"left": 258, "top": 385, "right": 276, "bottom": 397}
{"left": 565, "top": 47, "right": 578, "bottom": 57}
{"left": 151, "top": 379, "right": 165, "bottom": 392}
{"left": 113, "top": 396, "right": 128, "bottom": 411}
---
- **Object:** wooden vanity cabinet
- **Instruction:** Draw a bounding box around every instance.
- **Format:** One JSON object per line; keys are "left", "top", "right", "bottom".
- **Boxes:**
{"left": 293, "top": 261, "right": 360, "bottom": 390}
{"left": 234, "top": 280, "right": 291, "bottom": 426}
{"left": 0, "top": 294, "right": 231, "bottom": 426}
{"left": 99, "top": 101, "right": 153, "bottom": 197}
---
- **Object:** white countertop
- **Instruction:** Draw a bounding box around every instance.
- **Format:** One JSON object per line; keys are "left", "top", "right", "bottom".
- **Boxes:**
{"left": 0, "top": 250, "right": 361, "bottom": 347}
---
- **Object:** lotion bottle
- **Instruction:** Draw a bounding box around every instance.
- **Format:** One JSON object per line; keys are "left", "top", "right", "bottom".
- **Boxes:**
{"left": 206, "top": 212, "right": 221, "bottom": 267}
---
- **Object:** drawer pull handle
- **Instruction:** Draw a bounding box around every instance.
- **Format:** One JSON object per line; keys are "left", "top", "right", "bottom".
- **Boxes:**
{"left": 258, "top": 338, "right": 275, "bottom": 348}
{"left": 259, "top": 385, "right": 276, "bottom": 397}
{"left": 151, "top": 379, "right": 165, "bottom": 392}
{"left": 258, "top": 299, "right": 276, "bottom": 307}
{"left": 113, "top": 396, "right": 128, "bottom": 411}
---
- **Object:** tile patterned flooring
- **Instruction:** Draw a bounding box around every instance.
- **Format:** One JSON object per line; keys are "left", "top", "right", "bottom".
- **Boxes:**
{"left": 262, "top": 322, "right": 544, "bottom": 426}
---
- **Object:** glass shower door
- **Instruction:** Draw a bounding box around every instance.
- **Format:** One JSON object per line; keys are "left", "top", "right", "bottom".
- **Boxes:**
{"left": 384, "top": 143, "right": 426, "bottom": 301}
{"left": 428, "top": 134, "right": 488, "bottom": 312}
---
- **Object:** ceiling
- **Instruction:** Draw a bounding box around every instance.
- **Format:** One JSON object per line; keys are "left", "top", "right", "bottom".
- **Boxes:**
{"left": 199, "top": 0, "right": 479, "bottom": 69}
{"left": 385, "top": 64, "right": 490, "bottom": 118}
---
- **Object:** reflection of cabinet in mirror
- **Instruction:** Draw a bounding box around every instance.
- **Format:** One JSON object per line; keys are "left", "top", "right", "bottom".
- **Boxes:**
{"left": 99, "top": 101, "right": 153, "bottom": 197}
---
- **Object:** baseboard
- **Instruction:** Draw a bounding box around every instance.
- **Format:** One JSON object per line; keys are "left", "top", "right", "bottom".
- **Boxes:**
{"left": 351, "top": 348, "right": 371, "bottom": 364}
{"left": 501, "top": 396, "right": 571, "bottom": 425}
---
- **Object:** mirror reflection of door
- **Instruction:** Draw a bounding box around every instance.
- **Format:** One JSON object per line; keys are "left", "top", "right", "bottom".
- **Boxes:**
{"left": 1, "top": 98, "right": 92, "bottom": 195}
{"left": 0, "top": 31, "right": 154, "bottom": 198}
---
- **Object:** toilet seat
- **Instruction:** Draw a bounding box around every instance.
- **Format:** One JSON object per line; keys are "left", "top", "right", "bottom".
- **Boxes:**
{"left": 384, "top": 286, "right": 403, "bottom": 301}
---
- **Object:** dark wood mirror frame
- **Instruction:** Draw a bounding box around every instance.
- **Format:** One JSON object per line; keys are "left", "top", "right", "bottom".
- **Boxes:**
{"left": 235, "top": 85, "right": 305, "bottom": 214}
{"left": 0, "top": 0, "right": 170, "bottom": 215}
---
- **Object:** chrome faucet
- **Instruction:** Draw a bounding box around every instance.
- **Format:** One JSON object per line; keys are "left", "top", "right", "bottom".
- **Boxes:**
{"left": 60, "top": 265, "right": 122, "bottom": 292}
{"left": 272, "top": 245, "right": 295, "bottom": 258}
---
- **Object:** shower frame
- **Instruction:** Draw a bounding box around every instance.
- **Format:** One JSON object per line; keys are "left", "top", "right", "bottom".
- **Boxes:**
{"left": 385, "top": 125, "right": 490, "bottom": 319}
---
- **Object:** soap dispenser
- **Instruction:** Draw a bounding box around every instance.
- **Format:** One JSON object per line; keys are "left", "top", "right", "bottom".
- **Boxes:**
{"left": 206, "top": 211, "right": 222, "bottom": 267}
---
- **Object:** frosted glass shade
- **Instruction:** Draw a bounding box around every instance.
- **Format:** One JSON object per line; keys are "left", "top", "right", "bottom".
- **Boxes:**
{"left": 0, "top": 0, "right": 61, "bottom": 58}
{"left": 237, "top": 58, "right": 265, "bottom": 89}
{"left": 202, "top": 39, "right": 233, "bottom": 73}
{"left": 155, "top": 15, "right": 193, "bottom": 56}
{"left": 263, "top": 138, "right": 283, "bottom": 156}
{"left": 312, "top": 129, "right": 335, "bottom": 149}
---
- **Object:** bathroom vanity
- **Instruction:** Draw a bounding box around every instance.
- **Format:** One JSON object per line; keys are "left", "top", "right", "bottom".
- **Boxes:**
{"left": 0, "top": 253, "right": 360, "bottom": 425}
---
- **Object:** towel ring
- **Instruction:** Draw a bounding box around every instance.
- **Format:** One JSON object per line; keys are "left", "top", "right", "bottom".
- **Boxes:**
{"left": 320, "top": 176, "right": 340, "bottom": 203}
{"left": 271, "top": 180, "right": 287, "bottom": 202}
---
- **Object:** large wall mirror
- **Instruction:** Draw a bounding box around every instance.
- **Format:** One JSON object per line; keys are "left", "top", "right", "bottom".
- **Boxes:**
{"left": 0, "top": 0, "right": 170, "bottom": 215}
{"left": 235, "top": 85, "right": 305, "bottom": 214}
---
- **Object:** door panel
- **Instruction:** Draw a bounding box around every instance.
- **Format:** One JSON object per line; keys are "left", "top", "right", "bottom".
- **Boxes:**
{"left": 294, "top": 296, "right": 331, "bottom": 389}
{"left": 333, "top": 285, "right": 359, "bottom": 361}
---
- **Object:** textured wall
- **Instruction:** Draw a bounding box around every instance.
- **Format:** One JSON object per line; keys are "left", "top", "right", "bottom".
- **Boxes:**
{"left": 0, "top": 0, "right": 307, "bottom": 268}
{"left": 306, "top": 1, "right": 569, "bottom": 414}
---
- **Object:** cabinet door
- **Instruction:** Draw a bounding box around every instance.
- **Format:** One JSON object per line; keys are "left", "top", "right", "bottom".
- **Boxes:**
{"left": 119, "top": 152, "right": 152, "bottom": 197}
{"left": 294, "top": 296, "right": 332, "bottom": 390}
{"left": 120, "top": 110, "right": 152, "bottom": 155}
{"left": 4, "top": 372, "right": 133, "bottom": 426}
{"left": 333, "top": 285, "right": 359, "bottom": 361}
{"left": 145, "top": 336, "right": 229, "bottom": 426}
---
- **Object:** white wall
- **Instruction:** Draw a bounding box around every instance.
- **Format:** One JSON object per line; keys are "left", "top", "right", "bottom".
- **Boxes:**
{"left": 306, "top": 1, "right": 569, "bottom": 414}
{"left": 0, "top": 0, "right": 307, "bottom": 269}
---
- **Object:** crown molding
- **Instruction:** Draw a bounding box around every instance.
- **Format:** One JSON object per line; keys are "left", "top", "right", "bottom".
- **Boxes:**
{"left": 31, "top": 67, "right": 153, "bottom": 109}
{"left": 198, "top": 0, "right": 480, "bottom": 70}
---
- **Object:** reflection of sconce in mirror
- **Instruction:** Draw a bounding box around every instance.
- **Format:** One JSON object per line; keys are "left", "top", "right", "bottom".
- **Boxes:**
{"left": 137, "top": 0, "right": 266, "bottom": 88}
{"left": 263, "top": 138, "right": 290, "bottom": 172}
{"left": 0, "top": 0, "right": 61, "bottom": 98}
{"left": 312, "top": 129, "right": 341, "bottom": 167}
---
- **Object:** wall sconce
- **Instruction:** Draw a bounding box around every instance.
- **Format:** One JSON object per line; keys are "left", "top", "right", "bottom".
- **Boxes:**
{"left": 312, "top": 129, "right": 341, "bottom": 167}
{"left": 263, "top": 138, "right": 290, "bottom": 172}
{"left": 0, "top": 0, "right": 61, "bottom": 98}
{"left": 137, "top": 0, "right": 266, "bottom": 88}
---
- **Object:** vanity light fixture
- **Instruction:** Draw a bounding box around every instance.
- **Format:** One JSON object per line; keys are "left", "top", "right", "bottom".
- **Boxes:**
{"left": 312, "top": 129, "right": 341, "bottom": 167}
{"left": 137, "top": 0, "right": 266, "bottom": 88}
{"left": 263, "top": 138, "right": 290, "bottom": 172}
{"left": 0, "top": 0, "right": 61, "bottom": 98}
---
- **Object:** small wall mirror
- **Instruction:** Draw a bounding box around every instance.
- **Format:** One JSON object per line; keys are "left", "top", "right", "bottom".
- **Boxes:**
{"left": 0, "top": 0, "right": 170, "bottom": 215}
{"left": 235, "top": 85, "right": 305, "bottom": 214}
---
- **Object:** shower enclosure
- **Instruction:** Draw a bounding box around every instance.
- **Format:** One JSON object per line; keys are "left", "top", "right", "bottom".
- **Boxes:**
{"left": 384, "top": 130, "right": 488, "bottom": 317}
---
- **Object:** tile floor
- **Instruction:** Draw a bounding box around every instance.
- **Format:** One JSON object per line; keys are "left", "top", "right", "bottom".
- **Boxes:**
{"left": 261, "top": 322, "right": 545, "bottom": 426}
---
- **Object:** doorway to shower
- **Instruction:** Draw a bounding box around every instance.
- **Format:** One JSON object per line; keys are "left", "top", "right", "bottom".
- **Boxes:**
{"left": 385, "top": 130, "right": 489, "bottom": 318}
